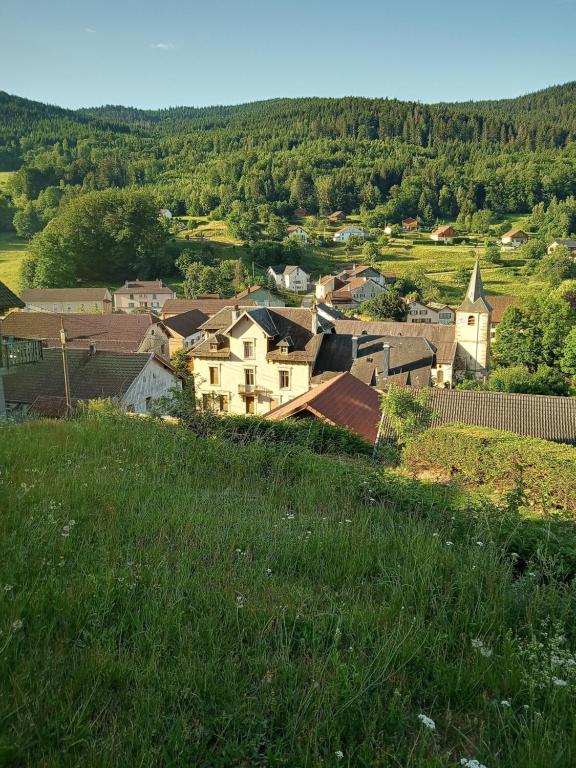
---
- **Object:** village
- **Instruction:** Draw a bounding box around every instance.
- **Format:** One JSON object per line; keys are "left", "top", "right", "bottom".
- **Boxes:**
{"left": 1, "top": 211, "right": 575, "bottom": 446}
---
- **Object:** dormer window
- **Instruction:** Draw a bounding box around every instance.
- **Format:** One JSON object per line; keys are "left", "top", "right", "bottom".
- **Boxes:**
{"left": 279, "top": 343, "right": 289, "bottom": 354}
{"left": 209, "top": 339, "right": 219, "bottom": 351}
{"left": 467, "top": 315, "right": 476, "bottom": 326}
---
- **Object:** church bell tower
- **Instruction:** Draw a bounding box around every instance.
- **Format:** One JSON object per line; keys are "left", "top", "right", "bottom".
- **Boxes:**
{"left": 455, "top": 259, "right": 492, "bottom": 378}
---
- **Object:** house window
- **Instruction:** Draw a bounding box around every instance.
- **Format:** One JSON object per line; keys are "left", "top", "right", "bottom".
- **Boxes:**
{"left": 145, "top": 396, "right": 152, "bottom": 411}
{"left": 245, "top": 396, "right": 255, "bottom": 415}
{"left": 128, "top": 302, "right": 135, "bottom": 308}
{"left": 152, "top": 293, "right": 157, "bottom": 299}
{"left": 467, "top": 315, "right": 476, "bottom": 326}
{"left": 439, "top": 312, "right": 451, "bottom": 319}
{"left": 244, "top": 369, "right": 254, "bottom": 386}
{"left": 129, "top": 294, "right": 134, "bottom": 300}
{"left": 209, "top": 366, "right": 220, "bottom": 386}
{"left": 53, "top": 304, "right": 58, "bottom": 312}
{"left": 209, "top": 341, "right": 218, "bottom": 351}
{"left": 436, "top": 370, "right": 444, "bottom": 384}
{"left": 279, "top": 370, "right": 290, "bottom": 389}
{"left": 202, "top": 393, "right": 211, "bottom": 411}
{"left": 218, "top": 395, "right": 229, "bottom": 413}
{"left": 243, "top": 341, "right": 254, "bottom": 359}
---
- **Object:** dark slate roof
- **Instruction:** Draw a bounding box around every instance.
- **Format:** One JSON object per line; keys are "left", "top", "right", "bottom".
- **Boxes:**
{"left": 161, "top": 309, "right": 208, "bottom": 337}
{"left": 0, "top": 282, "right": 24, "bottom": 312}
{"left": 333, "top": 319, "right": 457, "bottom": 366}
{"left": 313, "top": 334, "right": 433, "bottom": 388}
{"left": 1, "top": 312, "right": 160, "bottom": 352}
{"left": 551, "top": 239, "right": 576, "bottom": 248}
{"left": 193, "top": 307, "right": 332, "bottom": 364}
{"left": 267, "top": 372, "right": 380, "bottom": 443}
{"left": 379, "top": 388, "right": 576, "bottom": 445}
{"left": 316, "top": 303, "right": 348, "bottom": 320}
{"left": 3, "top": 349, "right": 167, "bottom": 404}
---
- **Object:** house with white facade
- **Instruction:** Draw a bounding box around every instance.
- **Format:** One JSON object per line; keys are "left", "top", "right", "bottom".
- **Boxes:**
{"left": 286, "top": 225, "right": 310, "bottom": 243}
{"left": 406, "top": 301, "right": 455, "bottom": 324}
{"left": 190, "top": 306, "right": 332, "bottom": 416}
{"left": 328, "top": 277, "right": 386, "bottom": 308}
{"left": 547, "top": 239, "right": 576, "bottom": 256}
{"left": 500, "top": 229, "right": 529, "bottom": 249}
{"left": 333, "top": 226, "right": 368, "bottom": 242}
{"left": 114, "top": 280, "right": 176, "bottom": 314}
{"left": 266, "top": 265, "right": 311, "bottom": 292}
{"left": 430, "top": 225, "right": 457, "bottom": 244}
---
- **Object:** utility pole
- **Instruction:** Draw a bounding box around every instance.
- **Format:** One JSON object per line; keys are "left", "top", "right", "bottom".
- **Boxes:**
{"left": 59, "top": 318, "right": 72, "bottom": 415}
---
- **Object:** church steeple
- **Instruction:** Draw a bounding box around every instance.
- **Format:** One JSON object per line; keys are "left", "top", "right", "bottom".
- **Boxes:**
{"left": 457, "top": 259, "right": 492, "bottom": 314}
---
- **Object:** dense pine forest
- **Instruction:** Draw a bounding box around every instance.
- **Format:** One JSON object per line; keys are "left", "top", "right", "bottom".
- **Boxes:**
{"left": 1, "top": 83, "right": 576, "bottom": 228}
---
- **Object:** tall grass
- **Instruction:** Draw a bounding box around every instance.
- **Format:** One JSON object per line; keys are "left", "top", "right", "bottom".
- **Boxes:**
{"left": 1, "top": 414, "right": 576, "bottom": 767}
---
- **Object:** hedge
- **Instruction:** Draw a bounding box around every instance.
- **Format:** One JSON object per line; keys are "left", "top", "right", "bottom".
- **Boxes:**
{"left": 404, "top": 424, "right": 576, "bottom": 515}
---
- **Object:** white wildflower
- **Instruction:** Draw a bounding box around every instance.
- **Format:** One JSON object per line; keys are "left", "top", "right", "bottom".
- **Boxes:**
{"left": 552, "top": 677, "right": 568, "bottom": 687}
{"left": 3, "top": 585, "right": 13, "bottom": 592}
{"left": 417, "top": 713, "right": 436, "bottom": 730}
{"left": 266, "top": 568, "right": 272, "bottom": 576}
{"left": 445, "top": 541, "right": 454, "bottom": 546}
{"left": 476, "top": 541, "right": 484, "bottom": 546}
{"left": 500, "top": 700, "right": 511, "bottom": 707}
{"left": 11, "top": 619, "right": 23, "bottom": 631}
{"left": 471, "top": 638, "right": 493, "bottom": 657}
{"left": 335, "top": 750, "right": 344, "bottom": 760}
{"left": 236, "top": 595, "right": 245, "bottom": 608}
{"left": 460, "top": 760, "right": 488, "bottom": 768}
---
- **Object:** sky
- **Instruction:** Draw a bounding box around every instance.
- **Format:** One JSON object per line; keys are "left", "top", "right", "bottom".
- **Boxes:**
{"left": 1, "top": 0, "right": 575, "bottom": 110}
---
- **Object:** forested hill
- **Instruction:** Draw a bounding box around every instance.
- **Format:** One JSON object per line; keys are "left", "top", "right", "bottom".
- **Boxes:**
{"left": 76, "top": 83, "right": 576, "bottom": 147}
{"left": 2, "top": 83, "right": 576, "bottom": 227}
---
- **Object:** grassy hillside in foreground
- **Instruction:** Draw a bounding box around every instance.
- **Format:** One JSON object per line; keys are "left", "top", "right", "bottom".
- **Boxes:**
{"left": 1, "top": 415, "right": 576, "bottom": 767}
{"left": 0, "top": 233, "right": 27, "bottom": 292}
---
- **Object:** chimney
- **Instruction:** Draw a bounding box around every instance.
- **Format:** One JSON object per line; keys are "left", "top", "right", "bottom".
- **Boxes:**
{"left": 382, "top": 343, "right": 390, "bottom": 379}
{"left": 231, "top": 304, "right": 240, "bottom": 321}
{"left": 311, "top": 305, "right": 319, "bottom": 334}
{"left": 89, "top": 342, "right": 96, "bottom": 356}
{"left": 351, "top": 335, "right": 358, "bottom": 361}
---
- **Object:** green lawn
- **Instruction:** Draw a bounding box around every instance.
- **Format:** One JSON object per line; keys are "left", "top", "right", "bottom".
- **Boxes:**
{"left": 0, "top": 171, "right": 15, "bottom": 191}
{"left": 1, "top": 413, "right": 576, "bottom": 766}
{"left": 0, "top": 233, "right": 28, "bottom": 292}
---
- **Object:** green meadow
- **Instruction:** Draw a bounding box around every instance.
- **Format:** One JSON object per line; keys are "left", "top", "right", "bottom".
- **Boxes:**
{"left": 1, "top": 413, "right": 576, "bottom": 766}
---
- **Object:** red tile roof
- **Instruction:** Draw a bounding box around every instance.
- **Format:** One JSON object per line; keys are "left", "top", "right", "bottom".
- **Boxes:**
{"left": 486, "top": 295, "right": 517, "bottom": 323}
{"left": 266, "top": 372, "right": 380, "bottom": 443}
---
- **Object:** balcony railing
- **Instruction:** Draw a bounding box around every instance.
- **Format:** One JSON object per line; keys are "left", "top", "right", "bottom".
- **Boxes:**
{"left": 1, "top": 339, "right": 44, "bottom": 369}
{"left": 238, "top": 383, "right": 269, "bottom": 396}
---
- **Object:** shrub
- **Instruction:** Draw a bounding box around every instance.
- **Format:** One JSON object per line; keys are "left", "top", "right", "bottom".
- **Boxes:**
{"left": 404, "top": 425, "right": 576, "bottom": 515}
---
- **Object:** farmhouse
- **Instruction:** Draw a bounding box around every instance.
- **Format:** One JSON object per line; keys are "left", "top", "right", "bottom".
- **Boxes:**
{"left": 500, "top": 229, "right": 529, "bottom": 249}
{"left": 21, "top": 288, "right": 113, "bottom": 314}
{"left": 267, "top": 265, "right": 311, "bottom": 292}
{"left": 1, "top": 312, "right": 172, "bottom": 359}
{"left": 293, "top": 207, "right": 309, "bottom": 217}
{"left": 402, "top": 217, "right": 419, "bottom": 232}
{"left": 113, "top": 280, "right": 176, "bottom": 313}
{"left": 547, "top": 239, "right": 576, "bottom": 255}
{"left": 328, "top": 211, "right": 346, "bottom": 222}
{"left": 3, "top": 349, "right": 180, "bottom": 418}
{"left": 430, "top": 225, "right": 457, "bottom": 243}
{"left": 286, "top": 225, "right": 310, "bottom": 243}
{"left": 333, "top": 226, "right": 368, "bottom": 242}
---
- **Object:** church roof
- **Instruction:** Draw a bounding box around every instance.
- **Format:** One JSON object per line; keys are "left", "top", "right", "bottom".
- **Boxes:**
{"left": 457, "top": 260, "right": 492, "bottom": 314}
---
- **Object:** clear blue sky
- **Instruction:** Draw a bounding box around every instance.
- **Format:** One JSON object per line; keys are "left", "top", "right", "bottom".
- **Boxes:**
{"left": 1, "top": 0, "right": 575, "bottom": 109}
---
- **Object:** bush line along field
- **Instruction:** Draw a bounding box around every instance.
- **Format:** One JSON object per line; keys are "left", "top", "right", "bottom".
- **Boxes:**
{"left": 2, "top": 413, "right": 576, "bottom": 766}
